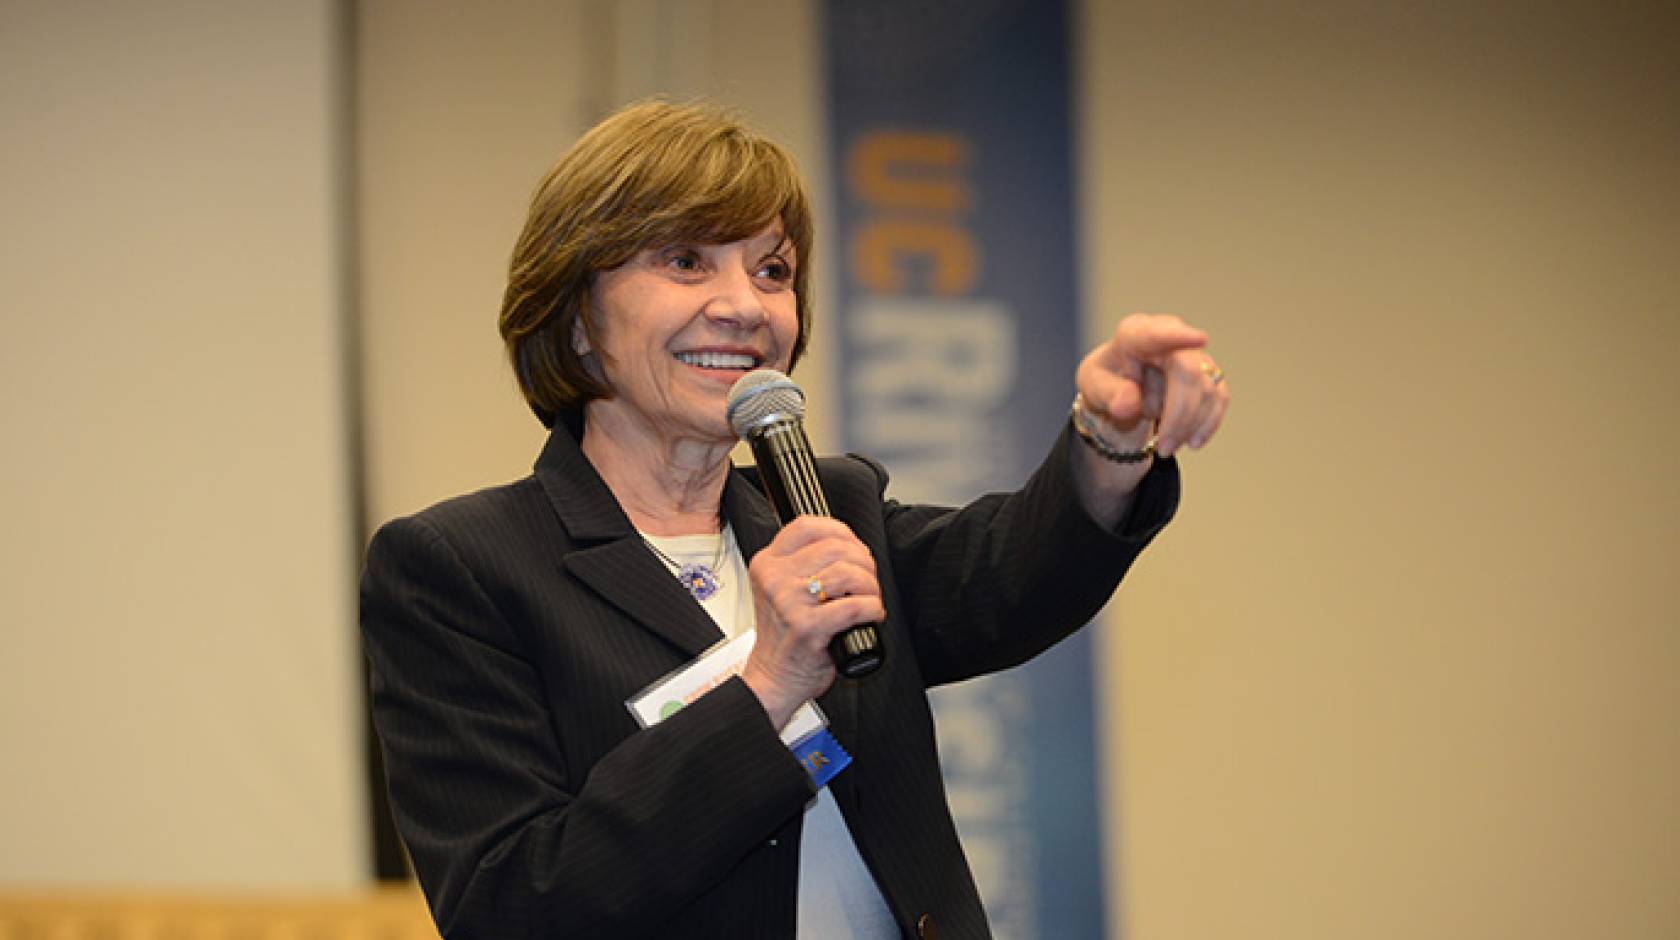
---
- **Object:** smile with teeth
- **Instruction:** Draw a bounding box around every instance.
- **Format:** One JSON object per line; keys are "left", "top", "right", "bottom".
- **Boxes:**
{"left": 674, "top": 351, "right": 759, "bottom": 370}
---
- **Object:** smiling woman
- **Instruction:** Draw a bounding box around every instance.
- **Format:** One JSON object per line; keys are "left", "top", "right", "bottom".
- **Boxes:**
{"left": 497, "top": 101, "right": 814, "bottom": 431}
{"left": 359, "top": 98, "right": 1226, "bottom": 939}
{"left": 581, "top": 224, "right": 799, "bottom": 454}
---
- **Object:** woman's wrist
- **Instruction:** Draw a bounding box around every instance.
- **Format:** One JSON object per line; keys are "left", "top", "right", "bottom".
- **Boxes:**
{"left": 739, "top": 662, "right": 803, "bottom": 731}
{"left": 1066, "top": 398, "right": 1152, "bottom": 530}
{"left": 1070, "top": 393, "right": 1155, "bottom": 462}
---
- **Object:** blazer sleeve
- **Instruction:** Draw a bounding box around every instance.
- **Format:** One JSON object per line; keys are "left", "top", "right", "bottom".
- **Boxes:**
{"left": 361, "top": 513, "right": 814, "bottom": 939}
{"left": 870, "top": 421, "right": 1181, "bottom": 687}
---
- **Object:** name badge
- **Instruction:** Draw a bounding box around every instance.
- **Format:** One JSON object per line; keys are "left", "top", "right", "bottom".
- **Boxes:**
{"left": 626, "top": 630, "right": 850, "bottom": 788}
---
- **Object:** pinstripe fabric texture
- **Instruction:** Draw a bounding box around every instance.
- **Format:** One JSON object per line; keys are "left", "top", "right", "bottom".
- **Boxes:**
{"left": 360, "top": 419, "right": 1179, "bottom": 939}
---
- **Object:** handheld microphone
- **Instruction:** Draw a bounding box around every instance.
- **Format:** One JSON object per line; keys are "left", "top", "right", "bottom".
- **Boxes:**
{"left": 727, "top": 369, "right": 884, "bottom": 679}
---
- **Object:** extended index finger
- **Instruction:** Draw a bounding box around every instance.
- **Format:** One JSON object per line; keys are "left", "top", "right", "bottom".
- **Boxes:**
{"left": 1098, "top": 314, "right": 1208, "bottom": 368}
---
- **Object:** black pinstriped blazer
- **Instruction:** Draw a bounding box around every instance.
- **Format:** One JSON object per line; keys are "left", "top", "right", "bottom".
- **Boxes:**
{"left": 360, "top": 417, "right": 1178, "bottom": 940}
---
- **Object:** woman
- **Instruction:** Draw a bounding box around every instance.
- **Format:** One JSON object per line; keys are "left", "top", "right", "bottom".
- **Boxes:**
{"left": 361, "top": 100, "right": 1228, "bottom": 940}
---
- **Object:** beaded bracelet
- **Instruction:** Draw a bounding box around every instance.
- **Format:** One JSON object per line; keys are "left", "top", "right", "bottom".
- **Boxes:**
{"left": 1069, "top": 395, "right": 1156, "bottom": 464}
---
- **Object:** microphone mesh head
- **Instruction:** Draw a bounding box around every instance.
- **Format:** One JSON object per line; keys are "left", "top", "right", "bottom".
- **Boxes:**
{"left": 727, "top": 369, "right": 805, "bottom": 437}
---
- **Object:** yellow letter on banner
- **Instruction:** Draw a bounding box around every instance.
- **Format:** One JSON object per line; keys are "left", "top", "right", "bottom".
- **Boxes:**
{"left": 847, "top": 132, "right": 971, "bottom": 213}
{"left": 852, "top": 221, "right": 978, "bottom": 295}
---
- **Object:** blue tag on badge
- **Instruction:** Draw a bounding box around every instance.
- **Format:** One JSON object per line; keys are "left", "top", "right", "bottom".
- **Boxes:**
{"left": 790, "top": 728, "right": 851, "bottom": 789}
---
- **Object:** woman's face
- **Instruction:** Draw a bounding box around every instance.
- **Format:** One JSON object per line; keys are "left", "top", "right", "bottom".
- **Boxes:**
{"left": 583, "top": 222, "right": 799, "bottom": 445}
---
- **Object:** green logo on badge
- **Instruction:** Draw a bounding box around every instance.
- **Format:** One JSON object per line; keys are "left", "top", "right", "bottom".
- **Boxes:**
{"left": 659, "top": 699, "right": 686, "bottom": 721}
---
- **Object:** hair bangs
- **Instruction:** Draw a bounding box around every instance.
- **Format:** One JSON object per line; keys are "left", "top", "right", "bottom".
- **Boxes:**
{"left": 636, "top": 137, "right": 809, "bottom": 255}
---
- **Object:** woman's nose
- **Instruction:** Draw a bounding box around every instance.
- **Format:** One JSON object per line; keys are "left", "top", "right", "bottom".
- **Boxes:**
{"left": 704, "top": 264, "right": 768, "bottom": 328}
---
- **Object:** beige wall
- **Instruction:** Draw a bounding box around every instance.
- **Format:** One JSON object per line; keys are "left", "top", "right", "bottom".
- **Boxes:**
{"left": 1080, "top": 1, "right": 1680, "bottom": 937}
{"left": 355, "top": 0, "right": 584, "bottom": 522}
{"left": 0, "top": 1, "right": 366, "bottom": 887}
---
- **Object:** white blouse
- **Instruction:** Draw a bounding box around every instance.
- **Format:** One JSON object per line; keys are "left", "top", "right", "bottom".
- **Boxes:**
{"left": 638, "top": 526, "right": 900, "bottom": 938}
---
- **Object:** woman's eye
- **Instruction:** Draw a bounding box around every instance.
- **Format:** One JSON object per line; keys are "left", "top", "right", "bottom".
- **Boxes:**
{"left": 756, "top": 257, "right": 794, "bottom": 283}
{"left": 662, "top": 249, "right": 702, "bottom": 272}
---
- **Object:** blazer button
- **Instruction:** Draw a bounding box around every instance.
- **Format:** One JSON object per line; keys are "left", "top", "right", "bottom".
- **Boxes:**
{"left": 916, "top": 912, "right": 939, "bottom": 939}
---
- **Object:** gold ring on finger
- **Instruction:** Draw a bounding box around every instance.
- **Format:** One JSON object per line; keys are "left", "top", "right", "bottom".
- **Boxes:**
{"left": 807, "top": 576, "right": 828, "bottom": 604}
{"left": 1200, "top": 359, "right": 1225, "bottom": 385}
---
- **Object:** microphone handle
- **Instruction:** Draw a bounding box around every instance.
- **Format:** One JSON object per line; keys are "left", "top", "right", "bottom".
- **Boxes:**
{"left": 748, "top": 420, "right": 884, "bottom": 679}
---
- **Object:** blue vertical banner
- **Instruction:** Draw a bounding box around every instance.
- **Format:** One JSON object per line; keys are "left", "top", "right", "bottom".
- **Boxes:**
{"left": 823, "top": 1, "right": 1106, "bottom": 936}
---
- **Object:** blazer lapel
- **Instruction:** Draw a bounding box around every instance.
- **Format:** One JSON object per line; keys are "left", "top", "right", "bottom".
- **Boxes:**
{"left": 534, "top": 426, "right": 722, "bottom": 659}
{"left": 563, "top": 542, "right": 723, "bottom": 659}
{"left": 721, "top": 466, "right": 780, "bottom": 565}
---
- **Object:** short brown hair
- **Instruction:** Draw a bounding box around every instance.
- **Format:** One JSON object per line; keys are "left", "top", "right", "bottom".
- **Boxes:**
{"left": 498, "top": 99, "right": 814, "bottom": 428}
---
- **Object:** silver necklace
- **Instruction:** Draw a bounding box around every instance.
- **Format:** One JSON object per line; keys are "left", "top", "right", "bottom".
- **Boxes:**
{"left": 643, "top": 528, "right": 727, "bottom": 602}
